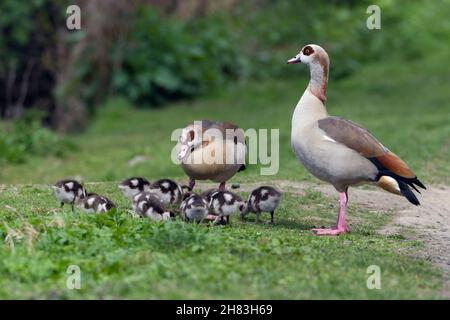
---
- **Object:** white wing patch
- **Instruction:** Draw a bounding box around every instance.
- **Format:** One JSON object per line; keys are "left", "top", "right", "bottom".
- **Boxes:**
{"left": 224, "top": 193, "right": 233, "bottom": 202}
{"left": 322, "top": 135, "right": 337, "bottom": 143}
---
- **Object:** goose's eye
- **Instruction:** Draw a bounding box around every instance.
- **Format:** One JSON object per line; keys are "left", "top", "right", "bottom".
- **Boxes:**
{"left": 303, "top": 46, "right": 313, "bottom": 56}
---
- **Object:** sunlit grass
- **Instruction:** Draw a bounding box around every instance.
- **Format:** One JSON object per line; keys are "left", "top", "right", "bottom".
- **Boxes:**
{"left": 0, "top": 182, "right": 443, "bottom": 299}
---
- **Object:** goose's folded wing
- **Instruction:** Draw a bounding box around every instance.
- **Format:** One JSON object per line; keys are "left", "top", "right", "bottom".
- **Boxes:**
{"left": 193, "top": 120, "right": 238, "bottom": 132}
{"left": 317, "top": 117, "right": 425, "bottom": 189}
{"left": 209, "top": 120, "right": 245, "bottom": 144}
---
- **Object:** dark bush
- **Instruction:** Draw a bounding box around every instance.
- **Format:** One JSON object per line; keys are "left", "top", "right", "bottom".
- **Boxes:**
{"left": 111, "top": 8, "right": 245, "bottom": 106}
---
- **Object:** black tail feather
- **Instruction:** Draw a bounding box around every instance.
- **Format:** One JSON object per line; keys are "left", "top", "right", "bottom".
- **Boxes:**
{"left": 398, "top": 180, "right": 420, "bottom": 206}
{"left": 410, "top": 183, "right": 421, "bottom": 194}
{"left": 370, "top": 157, "right": 425, "bottom": 205}
{"left": 412, "top": 177, "right": 426, "bottom": 190}
{"left": 238, "top": 164, "right": 246, "bottom": 172}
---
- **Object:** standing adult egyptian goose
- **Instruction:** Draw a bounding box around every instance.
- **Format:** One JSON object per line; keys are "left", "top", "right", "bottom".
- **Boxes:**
{"left": 177, "top": 120, "right": 246, "bottom": 191}
{"left": 288, "top": 44, "right": 425, "bottom": 236}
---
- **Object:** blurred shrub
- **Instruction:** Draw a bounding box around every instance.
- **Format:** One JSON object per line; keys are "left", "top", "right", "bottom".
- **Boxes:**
{"left": 228, "top": 0, "right": 450, "bottom": 80}
{"left": 0, "top": 111, "right": 76, "bottom": 164}
{"left": 0, "top": 0, "right": 66, "bottom": 120}
{"left": 361, "top": 0, "right": 450, "bottom": 61}
{"left": 2, "top": 0, "right": 450, "bottom": 131}
{"left": 110, "top": 8, "right": 245, "bottom": 105}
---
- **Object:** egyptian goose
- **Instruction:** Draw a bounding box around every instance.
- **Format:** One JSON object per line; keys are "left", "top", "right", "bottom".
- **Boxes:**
{"left": 180, "top": 193, "right": 209, "bottom": 223}
{"left": 132, "top": 192, "right": 174, "bottom": 221}
{"left": 207, "top": 190, "right": 245, "bottom": 225}
{"left": 241, "top": 186, "right": 282, "bottom": 224}
{"left": 52, "top": 179, "right": 87, "bottom": 212}
{"left": 132, "top": 191, "right": 161, "bottom": 213}
{"left": 148, "top": 178, "right": 189, "bottom": 206}
{"left": 79, "top": 193, "right": 116, "bottom": 213}
{"left": 118, "top": 177, "right": 151, "bottom": 198}
{"left": 200, "top": 188, "right": 219, "bottom": 202}
{"left": 177, "top": 120, "right": 246, "bottom": 191}
{"left": 288, "top": 44, "right": 426, "bottom": 235}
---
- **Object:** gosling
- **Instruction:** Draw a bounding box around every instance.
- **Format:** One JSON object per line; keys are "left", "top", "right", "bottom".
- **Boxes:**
{"left": 208, "top": 190, "right": 245, "bottom": 225}
{"left": 118, "top": 177, "right": 151, "bottom": 198}
{"left": 180, "top": 193, "right": 208, "bottom": 223}
{"left": 241, "top": 186, "right": 281, "bottom": 223}
{"left": 52, "top": 179, "right": 87, "bottom": 212}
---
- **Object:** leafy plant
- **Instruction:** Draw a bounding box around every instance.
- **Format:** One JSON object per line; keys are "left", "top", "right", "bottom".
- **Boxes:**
{"left": 0, "top": 111, "right": 76, "bottom": 164}
{"left": 111, "top": 8, "right": 245, "bottom": 106}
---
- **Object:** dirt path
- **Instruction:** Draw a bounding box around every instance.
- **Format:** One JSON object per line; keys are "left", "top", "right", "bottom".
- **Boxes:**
{"left": 199, "top": 180, "right": 450, "bottom": 296}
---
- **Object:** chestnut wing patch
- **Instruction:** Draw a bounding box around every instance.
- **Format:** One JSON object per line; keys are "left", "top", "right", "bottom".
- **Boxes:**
{"left": 372, "top": 151, "right": 415, "bottom": 179}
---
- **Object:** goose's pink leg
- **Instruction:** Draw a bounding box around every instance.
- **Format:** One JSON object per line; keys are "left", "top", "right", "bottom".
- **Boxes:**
{"left": 218, "top": 182, "right": 226, "bottom": 191}
{"left": 312, "top": 191, "right": 349, "bottom": 236}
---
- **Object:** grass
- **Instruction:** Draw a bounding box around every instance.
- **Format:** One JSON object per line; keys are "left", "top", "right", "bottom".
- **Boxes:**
{"left": 0, "top": 182, "right": 443, "bottom": 299}
{"left": 0, "top": 52, "right": 449, "bottom": 299}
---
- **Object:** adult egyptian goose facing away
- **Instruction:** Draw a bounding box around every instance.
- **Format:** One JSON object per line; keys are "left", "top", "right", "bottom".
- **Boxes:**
{"left": 177, "top": 120, "right": 246, "bottom": 191}
{"left": 288, "top": 44, "right": 425, "bottom": 236}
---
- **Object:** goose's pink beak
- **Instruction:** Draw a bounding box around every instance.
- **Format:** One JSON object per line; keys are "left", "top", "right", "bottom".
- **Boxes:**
{"left": 287, "top": 56, "right": 301, "bottom": 64}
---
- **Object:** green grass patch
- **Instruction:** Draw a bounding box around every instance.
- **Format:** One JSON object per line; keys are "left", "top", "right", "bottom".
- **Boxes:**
{"left": 0, "top": 182, "right": 443, "bottom": 299}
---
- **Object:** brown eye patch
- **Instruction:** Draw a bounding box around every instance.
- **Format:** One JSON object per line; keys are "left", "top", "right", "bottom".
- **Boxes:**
{"left": 302, "top": 46, "right": 314, "bottom": 56}
{"left": 188, "top": 130, "right": 195, "bottom": 141}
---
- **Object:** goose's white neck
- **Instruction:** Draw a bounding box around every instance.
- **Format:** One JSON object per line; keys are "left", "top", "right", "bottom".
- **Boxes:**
{"left": 291, "top": 60, "right": 329, "bottom": 136}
